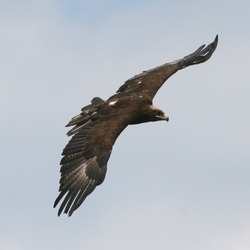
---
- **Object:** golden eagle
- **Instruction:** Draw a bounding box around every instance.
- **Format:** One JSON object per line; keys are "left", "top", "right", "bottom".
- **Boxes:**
{"left": 54, "top": 36, "right": 218, "bottom": 216}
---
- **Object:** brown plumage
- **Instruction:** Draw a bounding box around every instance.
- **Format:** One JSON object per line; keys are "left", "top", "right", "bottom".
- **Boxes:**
{"left": 54, "top": 36, "right": 218, "bottom": 216}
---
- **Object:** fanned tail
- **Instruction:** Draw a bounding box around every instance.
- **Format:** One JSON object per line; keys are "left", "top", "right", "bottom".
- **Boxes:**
{"left": 66, "top": 97, "right": 105, "bottom": 136}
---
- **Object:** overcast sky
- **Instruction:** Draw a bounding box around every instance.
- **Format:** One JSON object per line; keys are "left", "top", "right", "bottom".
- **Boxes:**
{"left": 1, "top": 1, "right": 250, "bottom": 250}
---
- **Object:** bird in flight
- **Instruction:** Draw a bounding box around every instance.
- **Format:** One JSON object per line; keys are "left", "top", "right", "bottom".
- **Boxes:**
{"left": 54, "top": 35, "right": 218, "bottom": 216}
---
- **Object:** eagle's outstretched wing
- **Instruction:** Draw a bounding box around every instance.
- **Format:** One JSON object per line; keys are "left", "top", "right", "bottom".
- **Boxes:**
{"left": 54, "top": 120, "right": 111, "bottom": 216}
{"left": 54, "top": 98, "right": 130, "bottom": 216}
{"left": 117, "top": 35, "right": 218, "bottom": 100}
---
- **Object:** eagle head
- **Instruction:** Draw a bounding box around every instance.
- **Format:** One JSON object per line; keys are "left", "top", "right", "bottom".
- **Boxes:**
{"left": 147, "top": 105, "right": 169, "bottom": 122}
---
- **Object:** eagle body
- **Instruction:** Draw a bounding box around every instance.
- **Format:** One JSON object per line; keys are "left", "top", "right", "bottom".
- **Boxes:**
{"left": 54, "top": 36, "right": 218, "bottom": 216}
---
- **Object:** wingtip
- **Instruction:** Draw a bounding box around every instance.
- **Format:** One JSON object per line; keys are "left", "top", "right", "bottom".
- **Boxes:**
{"left": 213, "top": 34, "right": 219, "bottom": 49}
{"left": 53, "top": 201, "right": 62, "bottom": 217}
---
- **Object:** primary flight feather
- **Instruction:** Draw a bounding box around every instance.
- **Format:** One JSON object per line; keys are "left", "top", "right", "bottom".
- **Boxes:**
{"left": 54, "top": 35, "right": 218, "bottom": 216}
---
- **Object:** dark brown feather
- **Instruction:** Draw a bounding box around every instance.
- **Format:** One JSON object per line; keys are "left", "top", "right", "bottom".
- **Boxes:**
{"left": 117, "top": 35, "right": 218, "bottom": 99}
{"left": 54, "top": 36, "right": 218, "bottom": 216}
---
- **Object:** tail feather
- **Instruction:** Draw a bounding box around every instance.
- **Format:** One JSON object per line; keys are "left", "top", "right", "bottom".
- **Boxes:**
{"left": 66, "top": 97, "right": 105, "bottom": 136}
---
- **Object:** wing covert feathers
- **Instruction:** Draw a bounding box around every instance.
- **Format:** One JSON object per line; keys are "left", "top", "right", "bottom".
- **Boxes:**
{"left": 54, "top": 36, "right": 218, "bottom": 216}
{"left": 116, "top": 35, "right": 218, "bottom": 99}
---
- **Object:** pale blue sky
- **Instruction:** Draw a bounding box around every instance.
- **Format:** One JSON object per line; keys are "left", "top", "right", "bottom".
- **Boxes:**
{"left": 1, "top": 1, "right": 250, "bottom": 250}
